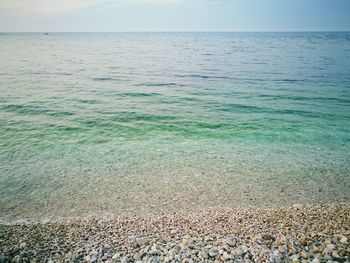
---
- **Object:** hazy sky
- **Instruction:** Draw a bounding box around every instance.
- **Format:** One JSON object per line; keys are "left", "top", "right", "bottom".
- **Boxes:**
{"left": 0, "top": 0, "right": 349, "bottom": 32}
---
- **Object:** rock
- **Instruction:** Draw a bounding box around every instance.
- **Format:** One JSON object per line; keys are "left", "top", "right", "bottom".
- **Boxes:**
{"left": 323, "top": 243, "right": 335, "bottom": 254}
{"left": 323, "top": 254, "right": 332, "bottom": 261}
{"left": 222, "top": 251, "right": 232, "bottom": 260}
{"left": 278, "top": 245, "right": 287, "bottom": 253}
{"left": 275, "top": 238, "right": 285, "bottom": 246}
{"left": 112, "top": 253, "right": 120, "bottom": 260}
{"left": 235, "top": 248, "right": 243, "bottom": 256}
{"left": 209, "top": 249, "right": 218, "bottom": 257}
{"left": 136, "top": 237, "right": 149, "bottom": 247}
{"left": 19, "top": 242, "right": 27, "bottom": 249}
{"left": 332, "top": 251, "right": 341, "bottom": 258}
{"left": 137, "top": 251, "right": 146, "bottom": 259}
{"left": 340, "top": 236, "right": 348, "bottom": 244}
{"left": 300, "top": 250, "right": 309, "bottom": 259}
{"left": 273, "top": 249, "right": 280, "bottom": 257}
{"left": 262, "top": 234, "right": 274, "bottom": 241}
{"left": 225, "top": 239, "right": 236, "bottom": 247}
{"left": 199, "top": 251, "right": 208, "bottom": 259}
{"left": 289, "top": 245, "right": 297, "bottom": 254}
{"left": 309, "top": 245, "right": 319, "bottom": 253}
{"left": 300, "top": 236, "right": 307, "bottom": 246}
{"left": 11, "top": 255, "right": 22, "bottom": 263}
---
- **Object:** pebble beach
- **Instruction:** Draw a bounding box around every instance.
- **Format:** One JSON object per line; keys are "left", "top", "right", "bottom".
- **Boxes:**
{"left": 1, "top": 33, "right": 350, "bottom": 262}
{"left": 1, "top": 203, "right": 349, "bottom": 262}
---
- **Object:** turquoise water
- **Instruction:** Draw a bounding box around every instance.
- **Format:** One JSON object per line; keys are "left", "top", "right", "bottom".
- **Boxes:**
{"left": 0, "top": 32, "right": 350, "bottom": 221}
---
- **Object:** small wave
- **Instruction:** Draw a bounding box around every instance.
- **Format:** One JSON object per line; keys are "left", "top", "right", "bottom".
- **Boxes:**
{"left": 47, "top": 111, "right": 74, "bottom": 117}
{"left": 78, "top": 99, "right": 102, "bottom": 104}
{"left": 26, "top": 72, "right": 72, "bottom": 76}
{"left": 119, "top": 92, "right": 160, "bottom": 97}
{"left": 174, "top": 74, "right": 234, "bottom": 80}
{"left": 93, "top": 77, "right": 119, "bottom": 81}
{"left": 1, "top": 104, "right": 74, "bottom": 117}
{"left": 276, "top": 79, "right": 300, "bottom": 82}
{"left": 136, "top": 82, "right": 183, "bottom": 87}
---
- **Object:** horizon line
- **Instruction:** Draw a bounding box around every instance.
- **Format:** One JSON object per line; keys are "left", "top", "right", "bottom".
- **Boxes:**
{"left": 1, "top": 30, "right": 350, "bottom": 33}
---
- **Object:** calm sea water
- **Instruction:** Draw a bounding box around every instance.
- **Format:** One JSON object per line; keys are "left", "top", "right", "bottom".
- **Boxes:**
{"left": 0, "top": 32, "right": 350, "bottom": 221}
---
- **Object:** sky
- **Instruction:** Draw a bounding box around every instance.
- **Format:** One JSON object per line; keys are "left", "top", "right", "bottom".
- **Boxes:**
{"left": 0, "top": 0, "right": 350, "bottom": 32}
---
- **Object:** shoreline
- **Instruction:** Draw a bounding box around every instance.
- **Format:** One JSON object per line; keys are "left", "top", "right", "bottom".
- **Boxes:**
{"left": 1, "top": 203, "right": 349, "bottom": 262}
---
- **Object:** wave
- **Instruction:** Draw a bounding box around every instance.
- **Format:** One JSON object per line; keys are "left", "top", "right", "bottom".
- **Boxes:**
{"left": 119, "top": 92, "right": 161, "bottom": 97}
{"left": 92, "top": 77, "right": 120, "bottom": 81}
{"left": 1, "top": 104, "right": 74, "bottom": 117}
{"left": 174, "top": 74, "right": 233, "bottom": 80}
{"left": 174, "top": 74, "right": 304, "bottom": 83}
{"left": 136, "top": 82, "right": 184, "bottom": 87}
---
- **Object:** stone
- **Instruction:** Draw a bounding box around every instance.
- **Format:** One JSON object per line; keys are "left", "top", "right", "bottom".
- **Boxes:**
{"left": 136, "top": 237, "right": 149, "bottom": 247}
{"left": 332, "top": 251, "right": 341, "bottom": 258}
{"left": 300, "top": 236, "right": 307, "bottom": 246}
{"left": 288, "top": 245, "right": 297, "bottom": 254}
{"left": 323, "top": 243, "right": 335, "bottom": 254}
{"left": 225, "top": 239, "right": 236, "bottom": 247}
{"left": 262, "top": 234, "right": 274, "bottom": 241}
{"left": 200, "top": 251, "right": 209, "bottom": 259}
{"left": 19, "top": 242, "right": 27, "bottom": 249}
{"left": 222, "top": 251, "right": 232, "bottom": 260}
{"left": 278, "top": 245, "right": 287, "bottom": 253}
{"left": 300, "top": 251, "right": 309, "bottom": 259}
{"left": 112, "top": 253, "right": 120, "bottom": 260}
{"left": 209, "top": 249, "right": 218, "bottom": 257}
{"left": 241, "top": 245, "right": 248, "bottom": 254}
{"left": 309, "top": 245, "right": 319, "bottom": 253}
{"left": 340, "top": 236, "right": 348, "bottom": 244}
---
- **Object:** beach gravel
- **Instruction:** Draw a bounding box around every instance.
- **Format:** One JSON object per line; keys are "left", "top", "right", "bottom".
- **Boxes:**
{"left": 0, "top": 203, "right": 349, "bottom": 262}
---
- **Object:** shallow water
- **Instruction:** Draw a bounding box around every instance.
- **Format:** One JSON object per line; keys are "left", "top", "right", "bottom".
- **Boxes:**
{"left": 0, "top": 32, "right": 350, "bottom": 221}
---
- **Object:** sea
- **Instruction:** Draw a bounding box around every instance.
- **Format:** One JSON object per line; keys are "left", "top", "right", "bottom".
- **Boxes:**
{"left": 0, "top": 32, "right": 349, "bottom": 222}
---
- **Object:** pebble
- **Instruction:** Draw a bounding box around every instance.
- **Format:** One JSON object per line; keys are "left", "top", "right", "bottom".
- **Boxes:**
{"left": 208, "top": 249, "right": 218, "bottom": 257}
{"left": 300, "top": 236, "right": 307, "bottom": 246}
{"left": 136, "top": 237, "right": 149, "bottom": 247}
{"left": 0, "top": 204, "right": 349, "bottom": 263}
{"left": 19, "top": 242, "right": 27, "bottom": 249}
{"left": 112, "top": 253, "right": 120, "bottom": 260}
{"left": 300, "top": 250, "right": 310, "bottom": 259}
{"left": 262, "top": 234, "right": 274, "bottom": 241}
{"left": 340, "top": 235, "right": 348, "bottom": 244}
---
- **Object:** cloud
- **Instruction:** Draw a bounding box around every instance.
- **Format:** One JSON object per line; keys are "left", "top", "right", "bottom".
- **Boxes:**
{"left": 0, "top": 0, "right": 181, "bottom": 13}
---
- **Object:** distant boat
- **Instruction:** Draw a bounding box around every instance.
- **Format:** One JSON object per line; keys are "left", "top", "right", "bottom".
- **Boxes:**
{"left": 45, "top": 33, "right": 49, "bottom": 35}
